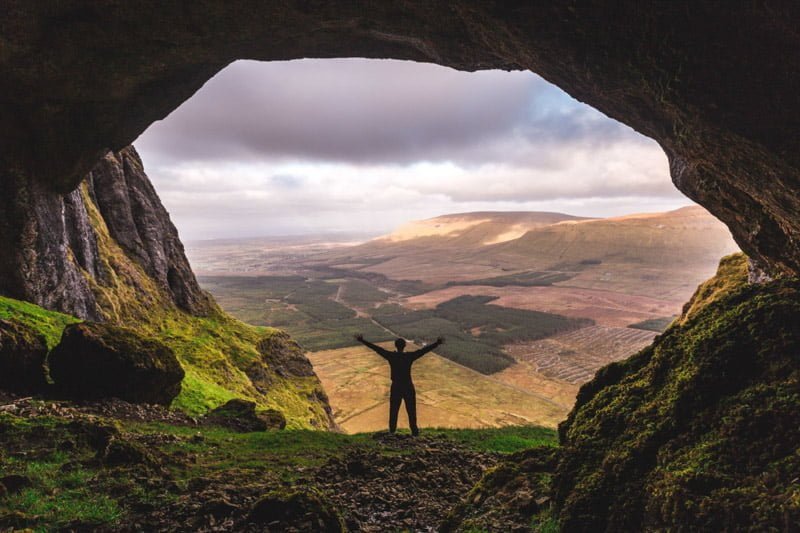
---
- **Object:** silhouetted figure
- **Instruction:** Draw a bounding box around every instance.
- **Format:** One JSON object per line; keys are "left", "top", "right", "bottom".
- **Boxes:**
{"left": 355, "top": 333, "right": 444, "bottom": 436}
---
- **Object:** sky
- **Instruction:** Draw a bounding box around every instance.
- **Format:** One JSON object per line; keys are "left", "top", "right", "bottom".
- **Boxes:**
{"left": 135, "top": 58, "right": 690, "bottom": 241}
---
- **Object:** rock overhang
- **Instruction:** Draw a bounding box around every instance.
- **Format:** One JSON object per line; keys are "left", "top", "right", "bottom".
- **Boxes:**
{"left": 1, "top": 1, "right": 799, "bottom": 274}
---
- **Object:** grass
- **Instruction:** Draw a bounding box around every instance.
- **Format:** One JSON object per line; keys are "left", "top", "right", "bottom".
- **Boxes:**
{"left": 200, "top": 273, "right": 593, "bottom": 375}
{"left": 0, "top": 185, "right": 335, "bottom": 428}
{"left": 199, "top": 275, "right": 394, "bottom": 351}
{"left": 308, "top": 343, "right": 569, "bottom": 432}
{"left": 0, "top": 295, "right": 81, "bottom": 349}
{"left": 449, "top": 270, "right": 575, "bottom": 287}
{"left": 424, "top": 426, "right": 557, "bottom": 453}
{"left": 1, "top": 408, "right": 557, "bottom": 531}
{"left": 4, "top": 458, "right": 122, "bottom": 530}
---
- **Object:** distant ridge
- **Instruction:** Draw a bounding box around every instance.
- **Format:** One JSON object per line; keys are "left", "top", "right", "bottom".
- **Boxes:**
{"left": 311, "top": 205, "right": 739, "bottom": 288}
{"left": 379, "top": 211, "right": 589, "bottom": 244}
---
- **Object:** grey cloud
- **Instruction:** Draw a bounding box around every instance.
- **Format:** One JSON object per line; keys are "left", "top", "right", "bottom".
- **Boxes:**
{"left": 136, "top": 59, "right": 644, "bottom": 169}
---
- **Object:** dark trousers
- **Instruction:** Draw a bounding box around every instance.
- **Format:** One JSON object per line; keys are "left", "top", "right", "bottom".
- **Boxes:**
{"left": 389, "top": 382, "right": 418, "bottom": 435}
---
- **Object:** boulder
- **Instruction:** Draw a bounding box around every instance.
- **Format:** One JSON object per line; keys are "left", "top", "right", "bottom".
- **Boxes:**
{"left": 49, "top": 322, "right": 183, "bottom": 405}
{"left": 0, "top": 475, "right": 32, "bottom": 495}
{"left": 204, "top": 399, "right": 286, "bottom": 432}
{"left": 256, "top": 331, "right": 315, "bottom": 377}
{"left": 0, "top": 319, "right": 48, "bottom": 394}
{"left": 248, "top": 488, "right": 345, "bottom": 532}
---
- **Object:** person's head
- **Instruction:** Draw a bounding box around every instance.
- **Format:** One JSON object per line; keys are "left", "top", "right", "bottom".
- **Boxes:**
{"left": 394, "top": 338, "right": 407, "bottom": 352}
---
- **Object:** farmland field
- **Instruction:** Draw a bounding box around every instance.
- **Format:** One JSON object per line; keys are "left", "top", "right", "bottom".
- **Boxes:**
{"left": 307, "top": 343, "right": 568, "bottom": 433}
{"left": 502, "top": 326, "right": 657, "bottom": 384}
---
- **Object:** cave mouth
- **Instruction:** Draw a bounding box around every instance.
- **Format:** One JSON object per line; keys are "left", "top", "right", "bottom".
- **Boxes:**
{"left": 130, "top": 58, "right": 739, "bottom": 433}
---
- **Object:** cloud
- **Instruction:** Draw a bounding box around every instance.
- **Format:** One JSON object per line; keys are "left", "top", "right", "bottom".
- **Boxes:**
{"left": 134, "top": 58, "right": 686, "bottom": 240}
{"left": 137, "top": 59, "right": 644, "bottom": 167}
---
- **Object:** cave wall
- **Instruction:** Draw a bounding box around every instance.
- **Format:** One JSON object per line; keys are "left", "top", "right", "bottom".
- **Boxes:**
{"left": 0, "top": 146, "right": 211, "bottom": 319}
{"left": 1, "top": 1, "right": 799, "bottom": 278}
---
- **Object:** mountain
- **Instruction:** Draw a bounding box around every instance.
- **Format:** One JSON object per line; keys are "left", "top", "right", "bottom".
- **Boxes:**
{"left": 311, "top": 206, "right": 738, "bottom": 293}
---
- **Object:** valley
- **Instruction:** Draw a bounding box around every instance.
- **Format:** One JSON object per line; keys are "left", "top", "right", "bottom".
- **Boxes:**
{"left": 191, "top": 206, "right": 738, "bottom": 432}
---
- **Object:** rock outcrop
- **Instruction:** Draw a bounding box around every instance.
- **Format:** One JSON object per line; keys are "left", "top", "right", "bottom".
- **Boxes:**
{"left": 204, "top": 399, "right": 287, "bottom": 432}
{"left": 0, "top": 319, "right": 48, "bottom": 394}
{"left": 49, "top": 322, "right": 184, "bottom": 405}
{"left": 86, "top": 147, "right": 210, "bottom": 314}
{"left": 0, "top": 146, "right": 211, "bottom": 320}
{"left": 553, "top": 255, "right": 800, "bottom": 530}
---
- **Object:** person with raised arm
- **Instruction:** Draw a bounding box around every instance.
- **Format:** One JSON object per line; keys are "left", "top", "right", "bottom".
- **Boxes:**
{"left": 355, "top": 333, "right": 444, "bottom": 436}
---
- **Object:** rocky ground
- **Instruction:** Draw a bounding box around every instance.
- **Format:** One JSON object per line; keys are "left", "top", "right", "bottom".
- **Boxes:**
{"left": 0, "top": 392, "right": 556, "bottom": 532}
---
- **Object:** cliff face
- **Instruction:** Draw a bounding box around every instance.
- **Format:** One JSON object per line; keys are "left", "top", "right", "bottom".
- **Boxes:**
{"left": 86, "top": 147, "right": 211, "bottom": 316}
{"left": 0, "top": 146, "right": 210, "bottom": 320}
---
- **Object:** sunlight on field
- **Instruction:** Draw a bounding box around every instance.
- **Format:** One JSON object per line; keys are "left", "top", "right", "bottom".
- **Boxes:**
{"left": 307, "top": 343, "right": 569, "bottom": 433}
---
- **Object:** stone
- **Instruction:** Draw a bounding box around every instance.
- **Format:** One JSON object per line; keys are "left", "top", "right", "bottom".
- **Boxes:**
{"left": 0, "top": 475, "right": 32, "bottom": 495}
{"left": 554, "top": 261, "right": 800, "bottom": 530}
{"left": 248, "top": 489, "right": 345, "bottom": 532}
{"left": 86, "top": 148, "right": 212, "bottom": 315}
{"left": 256, "top": 331, "right": 315, "bottom": 378}
{"left": 0, "top": 147, "right": 212, "bottom": 319}
{"left": 0, "top": 319, "right": 48, "bottom": 394}
{"left": 204, "top": 399, "right": 286, "bottom": 432}
{"left": 49, "top": 322, "right": 184, "bottom": 405}
{"left": 101, "top": 439, "right": 151, "bottom": 467}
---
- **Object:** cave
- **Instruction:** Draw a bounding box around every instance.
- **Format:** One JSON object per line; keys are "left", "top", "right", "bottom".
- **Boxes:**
{"left": 2, "top": 2, "right": 799, "bottom": 531}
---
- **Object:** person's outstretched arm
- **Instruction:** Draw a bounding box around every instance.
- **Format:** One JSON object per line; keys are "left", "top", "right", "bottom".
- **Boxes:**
{"left": 354, "top": 334, "right": 392, "bottom": 360}
{"left": 410, "top": 337, "right": 445, "bottom": 361}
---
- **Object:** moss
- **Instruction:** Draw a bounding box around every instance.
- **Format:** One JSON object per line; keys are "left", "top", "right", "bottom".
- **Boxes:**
{"left": 0, "top": 414, "right": 123, "bottom": 530}
{"left": 0, "top": 295, "right": 80, "bottom": 349}
{"left": 554, "top": 256, "right": 800, "bottom": 531}
{"left": 442, "top": 446, "right": 558, "bottom": 532}
{"left": 678, "top": 252, "right": 749, "bottom": 324}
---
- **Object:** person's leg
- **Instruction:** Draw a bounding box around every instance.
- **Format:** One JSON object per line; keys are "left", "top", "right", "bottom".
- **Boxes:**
{"left": 389, "top": 385, "right": 402, "bottom": 433}
{"left": 405, "top": 385, "right": 419, "bottom": 436}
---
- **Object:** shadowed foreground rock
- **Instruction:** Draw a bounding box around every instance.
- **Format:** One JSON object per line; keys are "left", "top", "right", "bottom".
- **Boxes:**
{"left": 0, "top": 319, "right": 48, "bottom": 394}
{"left": 204, "top": 399, "right": 286, "bottom": 432}
{"left": 49, "top": 322, "right": 184, "bottom": 404}
{"left": 247, "top": 489, "right": 345, "bottom": 532}
{"left": 442, "top": 446, "right": 558, "bottom": 532}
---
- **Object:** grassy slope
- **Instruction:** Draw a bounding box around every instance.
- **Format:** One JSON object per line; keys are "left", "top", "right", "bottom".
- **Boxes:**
{"left": 0, "top": 410, "right": 555, "bottom": 530}
{"left": 554, "top": 252, "right": 800, "bottom": 530}
{"left": 0, "top": 295, "right": 81, "bottom": 349}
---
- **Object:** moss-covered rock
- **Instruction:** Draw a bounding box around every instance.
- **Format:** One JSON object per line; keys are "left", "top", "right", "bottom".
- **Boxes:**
{"left": 0, "top": 318, "right": 48, "bottom": 394}
{"left": 554, "top": 258, "right": 800, "bottom": 531}
{"left": 256, "top": 331, "right": 315, "bottom": 378}
{"left": 49, "top": 322, "right": 184, "bottom": 405}
{"left": 442, "top": 446, "right": 558, "bottom": 532}
{"left": 247, "top": 488, "right": 345, "bottom": 532}
{"left": 204, "top": 398, "right": 286, "bottom": 432}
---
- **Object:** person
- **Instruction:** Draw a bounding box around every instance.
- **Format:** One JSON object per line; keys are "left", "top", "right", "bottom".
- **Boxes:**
{"left": 355, "top": 333, "right": 444, "bottom": 436}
